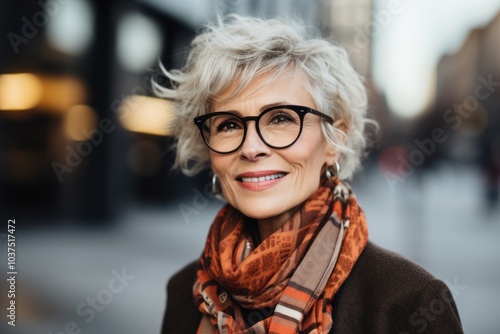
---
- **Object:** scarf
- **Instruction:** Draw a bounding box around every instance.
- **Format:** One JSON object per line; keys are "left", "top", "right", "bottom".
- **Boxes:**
{"left": 194, "top": 179, "right": 368, "bottom": 334}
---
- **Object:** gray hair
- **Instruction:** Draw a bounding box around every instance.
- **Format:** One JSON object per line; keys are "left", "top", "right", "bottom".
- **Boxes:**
{"left": 154, "top": 14, "right": 377, "bottom": 179}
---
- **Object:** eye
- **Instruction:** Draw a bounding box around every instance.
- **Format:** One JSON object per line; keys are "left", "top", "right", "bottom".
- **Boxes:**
{"left": 268, "top": 111, "right": 296, "bottom": 125}
{"left": 215, "top": 119, "right": 242, "bottom": 133}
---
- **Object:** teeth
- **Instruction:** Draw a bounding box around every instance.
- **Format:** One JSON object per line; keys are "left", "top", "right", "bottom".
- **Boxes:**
{"left": 241, "top": 173, "right": 285, "bottom": 183}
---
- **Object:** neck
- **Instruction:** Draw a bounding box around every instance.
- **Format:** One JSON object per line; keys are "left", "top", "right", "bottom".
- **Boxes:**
{"left": 256, "top": 205, "right": 300, "bottom": 241}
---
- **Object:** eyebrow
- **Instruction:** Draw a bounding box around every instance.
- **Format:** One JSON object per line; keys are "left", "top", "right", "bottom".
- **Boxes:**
{"left": 213, "top": 102, "right": 289, "bottom": 115}
{"left": 260, "top": 102, "right": 288, "bottom": 111}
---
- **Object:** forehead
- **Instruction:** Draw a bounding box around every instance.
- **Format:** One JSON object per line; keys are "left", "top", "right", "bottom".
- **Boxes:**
{"left": 211, "top": 71, "right": 315, "bottom": 112}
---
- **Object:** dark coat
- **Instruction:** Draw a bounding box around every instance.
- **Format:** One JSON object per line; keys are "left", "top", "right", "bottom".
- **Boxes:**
{"left": 161, "top": 242, "right": 463, "bottom": 333}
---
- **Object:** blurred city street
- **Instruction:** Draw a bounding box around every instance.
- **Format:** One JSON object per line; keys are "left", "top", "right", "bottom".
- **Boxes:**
{"left": 1, "top": 162, "right": 499, "bottom": 334}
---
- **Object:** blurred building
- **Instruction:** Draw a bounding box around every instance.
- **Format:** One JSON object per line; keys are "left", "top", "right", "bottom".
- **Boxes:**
{"left": 391, "top": 12, "right": 500, "bottom": 208}
{"left": 324, "top": 0, "right": 373, "bottom": 77}
{"left": 434, "top": 12, "right": 500, "bottom": 160}
{"left": 0, "top": 0, "right": 200, "bottom": 223}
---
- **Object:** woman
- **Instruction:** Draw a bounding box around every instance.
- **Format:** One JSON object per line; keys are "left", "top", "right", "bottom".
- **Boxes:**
{"left": 156, "top": 15, "right": 463, "bottom": 334}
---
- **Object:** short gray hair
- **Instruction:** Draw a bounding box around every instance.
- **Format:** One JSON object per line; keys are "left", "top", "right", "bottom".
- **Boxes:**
{"left": 154, "top": 14, "right": 377, "bottom": 179}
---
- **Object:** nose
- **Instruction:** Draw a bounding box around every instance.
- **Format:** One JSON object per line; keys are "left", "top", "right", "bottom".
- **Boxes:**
{"left": 239, "top": 121, "right": 271, "bottom": 161}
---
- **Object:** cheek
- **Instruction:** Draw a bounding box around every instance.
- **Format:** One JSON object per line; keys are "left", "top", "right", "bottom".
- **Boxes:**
{"left": 210, "top": 153, "right": 227, "bottom": 174}
{"left": 210, "top": 154, "right": 235, "bottom": 190}
{"left": 291, "top": 134, "right": 330, "bottom": 170}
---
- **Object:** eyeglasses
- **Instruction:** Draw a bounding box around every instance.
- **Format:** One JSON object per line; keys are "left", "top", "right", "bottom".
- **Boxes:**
{"left": 194, "top": 105, "right": 334, "bottom": 154}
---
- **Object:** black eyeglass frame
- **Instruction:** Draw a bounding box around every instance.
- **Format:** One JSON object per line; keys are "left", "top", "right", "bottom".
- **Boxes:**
{"left": 193, "top": 104, "right": 334, "bottom": 154}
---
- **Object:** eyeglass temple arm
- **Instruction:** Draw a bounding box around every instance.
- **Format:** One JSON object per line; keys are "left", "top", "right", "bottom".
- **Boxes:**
{"left": 302, "top": 108, "right": 334, "bottom": 124}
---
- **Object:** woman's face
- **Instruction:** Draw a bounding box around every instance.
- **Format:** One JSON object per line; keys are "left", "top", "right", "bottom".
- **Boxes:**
{"left": 210, "top": 71, "right": 338, "bottom": 226}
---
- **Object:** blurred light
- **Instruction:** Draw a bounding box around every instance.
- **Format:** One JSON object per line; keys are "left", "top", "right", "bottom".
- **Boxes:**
{"left": 117, "top": 13, "right": 163, "bottom": 72}
{"left": 0, "top": 73, "right": 43, "bottom": 110}
{"left": 62, "top": 105, "right": 98, "bottom": 141}
{"left": 386, "top": 65, "right": 436, "bottom": 119}
{"left": 40, "top": 76, "right": 87, "bottom": 113}
{"left": 46, "top": 0, "right": 94, "bottom": 55}
{"left": 126, "top": 139, "right": 162, "bottom": 176}
{"left": 119, "top": 95, "right": 173, "bottom": 136}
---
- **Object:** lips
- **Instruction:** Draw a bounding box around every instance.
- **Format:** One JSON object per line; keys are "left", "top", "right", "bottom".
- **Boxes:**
{"left": 240, "top": 173, "right": 286, "bottom": 183}
{"left": 236, "top": 170, "right": 288, "bottom": 190}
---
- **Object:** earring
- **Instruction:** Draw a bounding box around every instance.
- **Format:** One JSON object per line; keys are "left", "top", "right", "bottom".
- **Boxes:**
{"left": 211, "top": 174, "right": 221, "bottom": 196}
{"left": 325, "top": 161, "right": 340, "bottom": 181}
{"left": 325, "top": 168, "right": 332, "bottom": 179}
{"left": 211, "top": 173, "right": 226, "bottom": 201}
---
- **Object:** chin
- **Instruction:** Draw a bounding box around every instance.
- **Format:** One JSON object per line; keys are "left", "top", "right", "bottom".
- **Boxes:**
{"left": 233, "top": 199, "right": 292, "bottom": 221}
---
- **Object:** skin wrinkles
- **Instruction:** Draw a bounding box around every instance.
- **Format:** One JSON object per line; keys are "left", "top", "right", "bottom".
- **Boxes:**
{"left": 210, "top": 71, "right": 340, "bottom": 241}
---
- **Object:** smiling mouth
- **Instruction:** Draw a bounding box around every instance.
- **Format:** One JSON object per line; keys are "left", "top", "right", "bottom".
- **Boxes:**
{"left": 239, "top": 173, "right": 287, "bottom": 183}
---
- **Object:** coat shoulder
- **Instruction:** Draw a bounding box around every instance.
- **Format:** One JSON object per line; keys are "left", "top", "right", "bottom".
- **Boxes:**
{"left": 332, "top": 242, "right": 463, "bottom": 333}
{"left": 356, "top": 242, "right": 436, "bottom": 288}
{"left": 167, "top": 260, "right": 198, "bottom": 293}
{"left": 161, "top": 260, "right": 200, "bottom": 334}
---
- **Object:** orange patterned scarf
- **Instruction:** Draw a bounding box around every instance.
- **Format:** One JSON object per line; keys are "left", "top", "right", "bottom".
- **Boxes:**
{"left": 194, "top": 179, "right": 368, "bottom": 333}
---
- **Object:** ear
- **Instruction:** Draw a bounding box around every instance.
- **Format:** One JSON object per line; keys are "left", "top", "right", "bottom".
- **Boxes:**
{"left": 324, "top": 119, "right": 347, "bottom": 166}
{"left": 333, "top": 119, "right": 348, "bottom": 133}
{"left": 324, "top": 142, "right": 338, "bottom": 166}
